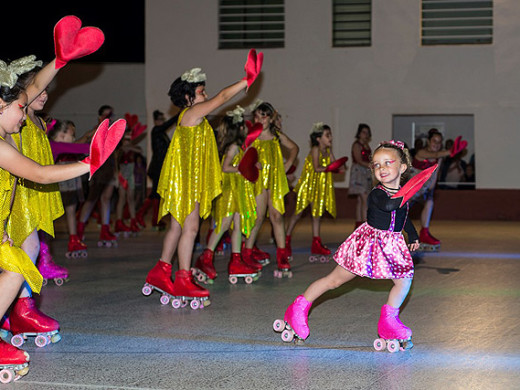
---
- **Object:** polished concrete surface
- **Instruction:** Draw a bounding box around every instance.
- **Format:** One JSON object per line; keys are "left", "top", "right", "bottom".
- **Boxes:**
{"left": 3, "top": 218, "right": 520, "bottom": 390}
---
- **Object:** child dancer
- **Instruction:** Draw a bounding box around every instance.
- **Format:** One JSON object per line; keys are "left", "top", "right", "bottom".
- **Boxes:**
{"left": 285, "top": 123, "right": 344, "bottom": 262}
{"left": 242, "top": 101, "right": 298, "bottom": 277}
{"left": 143, "top": 51, "right": 263, "bottom": 309}
{"left": 193, "top": 106, "right": 260, "bottom": 284}
{"left": 349, "top": 124, "right": 372, "bottom": 228}
{"left": 274, "top": 141, "right": 421, "bottom": 351}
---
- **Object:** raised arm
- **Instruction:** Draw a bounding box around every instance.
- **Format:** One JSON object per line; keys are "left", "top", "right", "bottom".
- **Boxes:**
{"left": 25, "top": 59, "right": 59, "bottom": 104}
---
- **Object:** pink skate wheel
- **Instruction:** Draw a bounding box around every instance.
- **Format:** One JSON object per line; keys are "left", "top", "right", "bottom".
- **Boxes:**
{"left": 273, "top": 270, "right": 280, "bottom": 278}
{"left": 373, "top": 338, "right": 386, "bottom": 351}
{"left": 65, "top": 252, "right": 72, "bottom": 259}
{"left": 42, "top": 279, "right": 48, "bottom": 287}
{"left": 142, "top": 285, "right": 152, "bottom": 296}
{"left": 35, "top": 335, "right": 48, "bottom": 348}
{"left": 309, "top": 256, "right": 317, "bottom": 263}
{"left": 196, "top": 273, "right": 205, "bottom": 283}
{"left": 81, "top": 251, "right": 88, "bottom": 258}
{"left": 244, "top": 276, "right": 253, "bottom": 284}
{"left": 287, "top": 271, "right": 293, "bottom": 278}
{"left": 10, "top": 335, "right": 24, "bottom": 348}
{"left": 171, "top": 299, "right": 182, "bottom": 309}
{"left": 273, "top": 319, "right": 284, "bottom": 332}
{"left": 55, "top": 278, "right": 64, "bottom": 286}
{"left": 0, "top": 368, "right": 14, "bottom": 384}
{"left": 160, "top": 295, "right": 170, "bottom": 305}
{"left": 281, "top": 329, "right": 294, "bottom": 342}
{"left": 320, "top": 256, "right": 328, "bottom": 263}
{"left": 387, "top": 340, "right": 399, "bottom": 353}
{"left": 229, "top": 276, "right": 238, "bottom": 284}
{"left": 97, "top": 241, "right": 103, "bottom": 247}
{"left": 190, "top": 300, "right": 200, "bottom": 310}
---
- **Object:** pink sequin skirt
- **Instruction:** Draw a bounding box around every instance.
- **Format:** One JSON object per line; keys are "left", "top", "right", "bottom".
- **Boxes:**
{"left": 333, "top": 223, "right": 414, "bottom": 279}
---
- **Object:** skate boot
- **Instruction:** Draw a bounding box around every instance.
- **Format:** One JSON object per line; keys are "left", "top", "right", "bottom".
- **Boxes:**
{"left": 0, "top": 340, "right": 30, "bottom": 383}
{"left": 114, "top": 219, "right": 131, "bottom": 238}
{"left": 418, "top": 227, "right": 441, "bottom": 252}
{"left": 77, "top": 221, "right": 87, "bottom": 241}
{"left": 129, "top": 218, "right": 141, "bottom": 235}
{"left": 253, "top": 244, "right": 270, "bottom": 265}
{"left": 273, "top": 248, "right": 292, "bottom": 278}
{"left": 285, "top": 235, "right": 292, "bottom": 260}
{"left": 66, "top": 234, "right": 88, "bottom": 259}
{"left": 192, "top": 249, "right": 217, "bottom": 284}
{"left": 98, "top": 224, "right": 118, "bottom": 247}
{"left": 38, "top": 241, "right": 68, "bottom": 287}
{"left": 9, "top": 297, "right": 61, "bottom": 348}
{"left": 0, "top": 317, "right": 9, "bottom": 340}
{"left": 171, "top": 269, "right": 210, "bottom": 310}
{"left": 273, "top": 295, "right": 312, "bottom": 343}
{"left": 374, "top": 304, "right": 413, "bottom": 353}
{"left": 309, "top": 236, "right": 332, "bottom": 263}
{"left": 241, "top": 247, "right": 263, "bottom": 272}
{"left": 142, "top": 260, "right": 177, "bottom": 305}
{"left": 136, "top": 198, "right": 151, "bottom": 228}
{"left": 227, "top": 253, "right": 260, "bottom": 284}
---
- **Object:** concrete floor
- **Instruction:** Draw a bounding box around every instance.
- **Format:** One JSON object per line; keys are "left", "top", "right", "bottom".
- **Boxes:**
{"left": 3, "top": 218, "right": 520, "bottom": 390}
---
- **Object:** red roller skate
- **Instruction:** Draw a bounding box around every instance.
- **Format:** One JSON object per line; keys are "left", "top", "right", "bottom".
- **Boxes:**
{"left": 77, "top": 221, "right": 87, "bottom": 241}
{"left": 273, "top": 295, "right": 312, "bottom": 343}
{"left": 0, "top": 317, "right": 10, "bottom": 340}
{"left": 0, "top": 340, "right": 30, "bottom": 383}
{"left": 227, "top": 253, "right": 259, "bottom": 284}
{"left": 285, "top": 235, "right": 292, "bottom": 260}
{"left": 170, "top": 270, "right": 210, "bottom": 310}
{"left": 114, "top": 219, "right": 131, "bottom": 238}
{"left": 418, "top": 227, "right": 441, "bottom": 252}
{"left": 98, "top": 224, "right": 118, "bottom": 247}
{"left": 273, "top": 248, "right": 292, "bottom": 278}
{"left": 241, "top": 247, "right": 263, "bottom": 272}
{"left": 309, "top": 236, "right": 332, "bottom": 263}
{"left": 129, "top": 218, "right": 141, "bottom": 235}
{"left": 9, "top": 297, "right": 61, "bottom": 348}
{"left": 192, "top": 249, "right": 217, "bottom": 284}
{"left": 38, "top": 241, "right": 68, "bottom": 287}
{"left": 66, "top": 234, "right": 87, "bottom": 259}
{"left": 136, "top": 198, "right": 151, "bottom": 228}
{"left": 142, "top": 260, "right": 177, "bottom": 305}
{"left": 374, "top": 304, "right": 413, "bottom": 353}
{"left": 252, "top": 244, "right": 270, "bottom": 265}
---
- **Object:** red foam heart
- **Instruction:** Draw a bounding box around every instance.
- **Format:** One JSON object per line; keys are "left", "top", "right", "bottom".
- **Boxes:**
{"left": 124, "top": 113, "right": 139, "bottom": 129}
{"left": 243, "top": 120, "right": 263, "bottom": 150}
{"left": 391, "top": 164, "right": 439, "bottom": 207}
{"left": 325, "top": 156, "right": 348, "bottom": 173}
{"left": 131, "top": 123, "right": 147, "bottom": 140}
{"left": 54, "top": 15, "right": 105, "bottom": 69}
{"left": 286, "top": 164, "right": 296, "bottom": 175}
{"left": 238, "top": 147, "right": 259, "bottom": 183}
{"left": 243, "top": 49, "right": 263, "bottom": 89}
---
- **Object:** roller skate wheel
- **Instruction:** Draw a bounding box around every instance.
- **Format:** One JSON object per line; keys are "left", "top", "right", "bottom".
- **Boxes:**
{"left": 287, "top": 271, "right": 293, "bottom": 278}
{"left": 160, "top": 295, "right": 170, "bottom": 305}
{"left": 273, "top": 270, "right": 281, "bottom": 278}
{"left": 273, "top": 319, "right": 285, "bottom": 332}
{"left": 55, "top": 278, "right": 64, "bottom": 286}
{"left": 387, "top": 340, "right": 399, "bottom": 353}
{"left": 281, "top": 329, "right": 294, "bottom": 343}
{"left": 190, "top": 300, "right": 200, "bottom": 310}
{"left": 35, "top": 334, "right": 49, "bottom": 348}
{"left": 51, "top": 333, "right": 62, "bottom": 344}
{"left": 97, "top": 241, "right": 103, "bottom": 247}
{"left": 81, "top": 251, "right": 88, "bottom": 258}
{"left": 196, "top": 273, "right": 205, "bottom": 283}
{"left": 171, "top": 299, "right": 182, "bottom": 309}
{"left": 203, "top": 299, "right": 211, "bottom": 307}
{"left": 373, "top": 338, "right": 386, "bottom": 351}
{"left": 42, "top": 279, "right": 48, "bottom": 287}
{"left": 17, "top": 365, "right": 29, "bottom": 377}
{"left": 181, "top": 300, "right": 189, "bottom": 308}
{"left": 244, "top": 276, "right": 253, "bottom": 284}
{"left": 0, "top": 329, "right": 8, "bottom": 339}
{"left": 142, "top": 285, "right": 152, "bottom": 296}
{"left": 320, "top": 256, "right": 328, "bottom": 263}
{"left": 309, "top": 255, "right": 317, "bottom": 263}
{"left": 229, "top": 276, "right": 238, "bottom": 284}
{"left": 0, "top": 368, "right": 15, "bottom": 384}
{"left": 11, "top": 334, "right": 24, "bottom": 348}
{"left": 65, "top": 252, "right": 72, "bottom": 259}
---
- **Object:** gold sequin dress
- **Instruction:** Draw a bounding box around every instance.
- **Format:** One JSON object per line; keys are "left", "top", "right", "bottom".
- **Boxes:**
{"left": 0, "top": 138, "right": 43, "bottom": 293}
{"left": 213, "top": 149, "right": 257, "bottom": 238}
{"left": 157, "top": 108, "right": 222, "bottom": 227}
{"left": 7, "top": 117, "right": 64, "bottom": 246}
{"left": 252, "top": 138, "right": 289, "bottom": 215}
{"left": 293, "top": 149, "right": 336, "bottom": 218}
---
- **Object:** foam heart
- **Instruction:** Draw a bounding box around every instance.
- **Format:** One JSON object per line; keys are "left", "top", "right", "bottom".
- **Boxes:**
{"left": 54, "top": 15, "right": 105, "bottom": 69}
{"left": 391, "top": 164, "right": 439, "bottom": 207}
{"left": 131, "top": 123, "right": 147, "bottom": 140}
{"left": 124, "top": 113, "right": 139, "bottom": 129}
{"left": 243, "top": 120, "right": 263, "bottom": 150}
{"left": 325, "top": 156, "right": 348, "bottom": 173}
{"left": 238, "top": 147, "right": 259, "bottom": 183}
{"left": 243, "top": 49, "right": 264, "bottom": 89}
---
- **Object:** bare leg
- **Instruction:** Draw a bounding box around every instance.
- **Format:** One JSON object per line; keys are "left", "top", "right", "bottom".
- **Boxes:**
{"left": 207, "top": 214, "right": 234, "bottom": 251}
{"left": 126, "top": 187, "right": 136, "bottom": 218}
{"left": 285, "top": 210, "right": 302, "bottom": 237}
{"left": 19, "top": 229, "right": 39, "bottom": 298}
{"left": 65, "top": 204, "right": 77, "bottom": 235}
{"left": 116, "top": 187, "right": 127, "bottom": 220}
{"left": 177, "top": 204, "right": 200, "bottom": 271}
{"left": 0, "top": 270, "right": 25, "bottom": 319}
{"left": 160, "top": 215, "right": 182, "bottom": 264}
{"left": 230, "top": 213, "right": 242, "bottom": 253}
{"left": 267, "top": 193, "right": 285, "bottom": 248}
{"left": 387, "top": 278, "right": 413, "bottom": 308}
{"left": 421, "top": 199, "right": 434, "bottom": 228}
{"left": 311, "top": 216, "right": 321, "bottom": 237}
{"left": 100, "top": 183, "right": 115, "bottom": 225}
{"left": 303, "top": 265, "right": 356, "bottom": 302}
{"left": 245, "top": 190, "right": 268, "bottom": 249}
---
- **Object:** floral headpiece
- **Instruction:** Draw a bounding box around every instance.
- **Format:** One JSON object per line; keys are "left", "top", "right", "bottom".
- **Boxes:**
{"left": 226, "top": 105, "right": 245, "bottom": 124}
{"left": 310, "top": 122, "right": 325, "bottom": 136}
{"left": 247, "top": 99, "right": 263, "bottom": 112}
{"left": 380, "top": 140, "right": 404, "bottom": 150}
{"left": 0, "top": 55, "right": 43, "bottom": 89}
{"left": 180, "top": 67, "right": 206, "bottom": 83}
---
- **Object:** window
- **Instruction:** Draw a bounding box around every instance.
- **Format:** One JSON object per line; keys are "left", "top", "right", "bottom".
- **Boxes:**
{"left": 332, "top": 0, "right": 371, "bottom": 47}
{"left": 219, "top": 0, "right": 285, "bottom": 49}
{"left": 422, "top": 0, "right": 493, "bottom": 45}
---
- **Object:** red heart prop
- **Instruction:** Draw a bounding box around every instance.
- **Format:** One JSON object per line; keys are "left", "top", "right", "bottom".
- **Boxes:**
{"left": 391, "top": 164, "right": 439, "bottom": 207}
{"left": 124, "top": 113, "right": 139, "bottom": 129}
{"left": 243, "top": 49, "right": 264, "bottom": 89}
{"left": 54, "top": 15, "right": 105, "bottom": 69}
{"left": 449, "top": 136, "right": 467, "bottom": 157}
{"left": 82, "top": 119, "right": 126, "bottom": 178}
{"left": 325, "top": 156, "right": 348, "bottom": 173}
{"left": 131, "top": 123, "right": 147, "bottom": 140}
{"left": 238, "top": 147, "right": 259, "bottom": 183}
{"left": 118, "top": 172, "right": 129, "bottom": 190}
{"left": 243, "top": 120, "right": 263, "bottom": 150}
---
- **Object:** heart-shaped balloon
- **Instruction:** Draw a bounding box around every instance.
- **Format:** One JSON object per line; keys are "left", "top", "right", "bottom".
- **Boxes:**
{"left": 54, "top": 15, "right": 105, "bottom": 69}
{"left": 238, "top": 147, "right": 259, "bottom": 183}
{"left": 391, "top": 164, "right": 439, "bottom": 207}
{"left": 243, "top": 120, "right": 263, "bottom": 150}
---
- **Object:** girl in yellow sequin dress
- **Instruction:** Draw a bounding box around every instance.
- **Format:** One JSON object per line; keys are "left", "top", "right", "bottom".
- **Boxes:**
{"left": 144, "top": 51, "right": 263, "bottom": 308}
{"left": 242, "top": 102, "right": 299, "bottom": 278}
{"left": 286, "top": 123, "right": 345, "bottom": 261}
{"left": 193, "top": 106, "right": 260, "bottom": 284}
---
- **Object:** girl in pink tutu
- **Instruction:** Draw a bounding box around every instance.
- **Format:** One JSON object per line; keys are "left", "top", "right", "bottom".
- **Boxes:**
{"left": 274, "top": 141, "right": 420, "bottom": 349}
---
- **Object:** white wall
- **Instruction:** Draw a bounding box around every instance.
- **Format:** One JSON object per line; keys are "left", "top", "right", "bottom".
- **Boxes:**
{"left": 144, "top": 0, "right": 520, "bottom": 190}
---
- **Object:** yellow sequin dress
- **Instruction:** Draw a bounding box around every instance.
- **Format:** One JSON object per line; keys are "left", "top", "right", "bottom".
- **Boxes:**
{"left": 0, "top": 138, "right": 43, "bottom": 293}
{"left": 157, "top": 108, "right": 222, "bottom": 227}
{"left": 7, "top": 117, "right": 64, "bottom": 246}
{"left": 293, "top": 148, "right": 336, "bottom": 218}
{"left": 213, "top": 149, "right": 257, "bottom": 238}
{"left": 252, "top": 138, "right": 289, "bottom": 215}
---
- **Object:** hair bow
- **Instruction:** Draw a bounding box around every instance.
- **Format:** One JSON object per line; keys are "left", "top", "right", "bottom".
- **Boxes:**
{"left": 247, "top": 99, "right": 263, "bottom": 112}
{"left": 0, "top": 55, "right": 43, "bottom": 88}
{"left": 380, "top": 140, "right": 404, "bottom": 150}
{"left": 310, "top": 122, "right": 325, "bottom": 135}
{"left": 226, "top": 105, "right": 245, "bottom": 124}
{"left": 181, "top": 68, "right": 206, "bottom": 83}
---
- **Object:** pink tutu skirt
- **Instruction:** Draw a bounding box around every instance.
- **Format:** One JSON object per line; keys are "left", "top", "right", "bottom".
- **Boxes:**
{"left": 333, "top": 223, "right": 414, "bottom": 279}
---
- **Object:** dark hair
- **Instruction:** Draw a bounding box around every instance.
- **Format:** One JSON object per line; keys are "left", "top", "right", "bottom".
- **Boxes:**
{"left": 216, "top": 115, "right": 245, "bottom": 158}
{"left": 372, "top": 142, "right": 412, "bottom": 181}
{"left": 310, "top": 124, "right": 331, "bottom": 146}
{"left": 253, "top": 102, "right": 280, "bottom": 138}
{"left": 48, "top": 119, "right": 75, "bottom": 141}
{"left": 427, "top": 128, "right": 443, "bottom": 141}
{"left": 168, "top": 77, "right": 205, "bottom": 108}
{"left": 355, "top": 123, "right": 371, "bottom": 140}
{"left": 153, "top": 110, "right": 164, "bottom": 121}
{"left": 98, "top": 105, "right": 113, "bottom": 117}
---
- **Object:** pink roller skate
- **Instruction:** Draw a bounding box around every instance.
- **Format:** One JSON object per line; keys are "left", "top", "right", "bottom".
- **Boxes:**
{"left": 0, "top": 340, "right": 30, "bottom": 383}
{"left": 142, "top": 260, "right": 177, "bottom": 306}
{"left": 38, "top": 241, "right": 68, "bottom": 286}
{"left": 273, "top": 295, "right": 312, "bottom": 343}
{"left": 418, "top": 227, "right": 440, "bottom": 252}
{"left": 241, "top": 247, "right": 264, "bottom": 272}
{"left": 273, "top": 248, "right": 292, "bottom": 278}
{"left": 192, "top": 249, "right": 217, "bottom": 284}
{"left": 309, "top": 236, "right": 332, "bottom": 263}
{"left": 170, "top": 270, "right": 210, "bottom": 310}
{"left": 9, "top": 297, "right": 61, "bottom": 349}
{"left": 98, "top": 224, "right": 118, "bottom": 247}
{"left": 227, "top": 253, "right": 260, "bottom": 284}
{"left": 114, "top": 219, "right": 131, "bottom": 238}
{"left": 374, "top": 304, "right": 413, "bottom": 352}
{"left": 66, "top": 234, "right": 87, "bottom": 259}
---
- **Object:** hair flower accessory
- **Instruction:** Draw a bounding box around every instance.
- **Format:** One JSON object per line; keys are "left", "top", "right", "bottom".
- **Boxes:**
{"left": 181, "top": 67, "right": 206, "bottom": 83}
{"left": 247, "top": 98, "right": 263, "bottom": 112}
{"left": 310, "top": 122, "right": 325, "bottom": 136}
{"left": 0, "top": 55, "right": 43, "bottom": 88}
{"left": 380, "top": 140, "right": 405, "bottom": 150}
{"left": 226, "top": 105, "right": 245, "bottom": 124}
